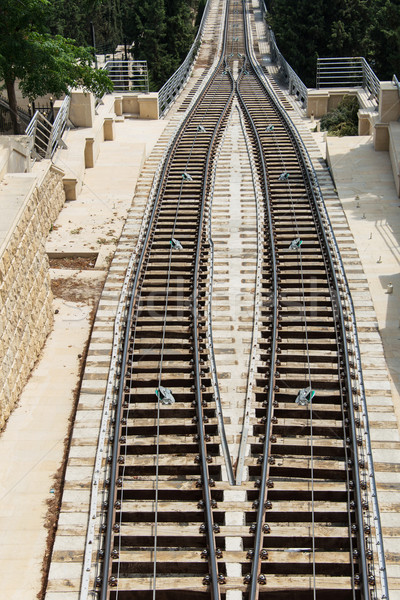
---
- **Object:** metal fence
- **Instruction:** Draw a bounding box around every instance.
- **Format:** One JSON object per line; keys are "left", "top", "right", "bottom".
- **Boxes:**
{"left": 393, "top": 74, "right": 400, "bottom": 95}
{"left": 102, "top": 60, "right": 149, "bottom": 93}
{"left": 158, "top": 0, "right": 211, "bottom": 117}
{"left": 266, "top": 27, "right": 308, "bottom": 107}
{"left": 0, "top": 96, "right": 31, "bottom": 134}
{"left": 316, "top": 57, "right": 380, "bottom": 105}
{"left": 259, "top": 1, "right": 308, "bottom": 108}
{"left": 25, "top": 95, "right": 70, "bottom": 160}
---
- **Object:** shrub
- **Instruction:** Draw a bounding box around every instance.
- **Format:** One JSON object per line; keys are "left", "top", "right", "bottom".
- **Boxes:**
{"left": 320, "top": 95, "right": 359, "bottom": 136}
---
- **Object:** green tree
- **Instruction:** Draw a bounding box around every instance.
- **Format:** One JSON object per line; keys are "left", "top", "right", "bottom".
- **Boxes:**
{"left": 267, "top": 0, "right": 326, "bottom": 86}
{"left": 47, "top": 0, "right": 92, "bottom": 46}
{"left": 267, "top": 0, "right": 400, "bottom": 86}
{"left": 366, "top": 0, "right": 400, "bottom": 79}
{"left": 0, "top": 0, "right": 113, "bottom": 133}
{"left": 122, "top": 0, "right": 171, "bottom": 90}
{"left": 164, "top": 0, "right": 196, "bottom": 65}
{"left": 91, "top": 0, "right": 123, "bottom": 51}
{"left": 327, "top": 0, "right": 370, "bottom": 57}
{"left": 122, "top": 0, "right": 201, "bottom": 90}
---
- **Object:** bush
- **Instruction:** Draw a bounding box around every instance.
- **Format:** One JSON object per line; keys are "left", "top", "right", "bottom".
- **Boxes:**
{"left": 320, "top": 95, "right": 359, "bottom": 136}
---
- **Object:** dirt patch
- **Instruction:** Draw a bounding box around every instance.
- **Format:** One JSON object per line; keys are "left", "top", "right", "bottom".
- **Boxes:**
{"left": 51, "top": 275, "right": 106, "bottom": 304}
{"left": 49, "top": 256, "right": 97, "bottom": 269}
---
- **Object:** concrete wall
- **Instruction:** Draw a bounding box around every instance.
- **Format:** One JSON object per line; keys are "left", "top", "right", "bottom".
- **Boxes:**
{"left": 0, "top": 162, "right": 65, "bottom": 428}
{"left": 389, "top": 122, "right": 400, "bottom": 196}
{"left": 0, "top": 136, "right": 32, "bottom": 181}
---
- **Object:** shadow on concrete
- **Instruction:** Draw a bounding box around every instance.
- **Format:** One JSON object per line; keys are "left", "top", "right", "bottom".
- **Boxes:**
{"left": 328, "top": 136, "right": 400, "bottom": 400}
{"left": 379, "top": 272, "right": 400, "bottom": 399}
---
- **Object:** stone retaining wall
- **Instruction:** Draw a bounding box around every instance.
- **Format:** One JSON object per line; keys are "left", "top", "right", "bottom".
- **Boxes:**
{"left": 0, "top": 163, "right": 65, "bottom": 428}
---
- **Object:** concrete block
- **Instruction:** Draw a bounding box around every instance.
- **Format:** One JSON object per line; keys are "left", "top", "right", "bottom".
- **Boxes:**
{"left": 103, "top": 117, "right": 115, "bottom": 141}
{"left": 379, "top": 81, "right": 400, "bottom": 123}
{"left": 307, "top": 89, "right": 329, "bottom": 118}
{"left": 374, "top": 123, "right": 390, "bottom": 151}
{"left": 122, "top": 93, "right": 140, "bottom": 115}
{"left": 138, "top": 92, "right": 159, "bottom": 119}
{"left": 69, "top": 89, "right": 95, "bottom": 128}
{"left": 63, "top": 177, "right": 78, "bottom": 201}
{"left": 84, "top": 137, "right": 94, "bottom": 169}
{"left": 358, "top": 108, "right": 378, "bottom": 136}
{"left": 114, "top": 96, "right": 123, "bottom": 116}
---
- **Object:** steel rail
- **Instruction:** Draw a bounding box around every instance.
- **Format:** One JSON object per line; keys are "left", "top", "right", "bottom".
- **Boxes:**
{"left": 193, "top": 76, "right": 235, "bottom": 599}
{"left": 242, "top": 0, "right": 374, "bottom": 597}
{"left": 236, "top": 73, "right": 278, "bottom": 600}
{"left": 249, "top": 52, "right": 390, "bottom": 598}
{"left": 258, "top": 50, "right": 389, "bottom": 595}
{"left": 206, "top": 101, "right": 236, "bottom": 486}
{"left": 235, "top": 56, "right": 279, "bottom": 600}
{"left": 99, "top": 2, "right": 233, "bottom": 597}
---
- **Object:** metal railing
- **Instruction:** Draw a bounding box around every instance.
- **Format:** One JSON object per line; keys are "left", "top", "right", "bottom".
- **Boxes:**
{"left": 158, "top": 0, "right": 211, "bottom": 117}
{"left": 266, "top": 27, "right": 308, "bottom": 107}
{"left": 393, "top": 74, "right": 400, "bottom": 95}
{"left": 25, "top": 95, "right": 70, "bottom": 160}
{"left": 259, "top": 1, "right": 308, "bottom": 107}
{"left": 316, "top": 57, "right": 380, "bottom": 105}
{"left": 102, "top": 60, "right": 149, "bottom": 93}
{"left": 0, "top": 96, "right": 31, "bottom": 133}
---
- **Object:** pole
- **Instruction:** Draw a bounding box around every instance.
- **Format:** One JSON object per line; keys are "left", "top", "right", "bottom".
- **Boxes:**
{"left": 90, "top": 21, "right": 98, "bottom": 69}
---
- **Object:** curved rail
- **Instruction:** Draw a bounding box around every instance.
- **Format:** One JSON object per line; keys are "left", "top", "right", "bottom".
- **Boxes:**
{"left": 89, "top": 1, "right": 387, "bottom": 599}
{"left": 99, "top": 2, "right": 233, "bottom": 599}
{"left": 192, "top": 76, "right": 235, "bottom": 597}
{"left": 241, "top": 0, "right": 384, "bottom": 598}
{"left": 235, "top": 72, "right": 279, "bottom": 599}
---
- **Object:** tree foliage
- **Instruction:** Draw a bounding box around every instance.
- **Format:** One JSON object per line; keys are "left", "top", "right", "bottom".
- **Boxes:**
{"left": 47, "top": 0, "right": 202, "bottom": 91}
{"left": 267, "top": 0, "right": 400, "bottom": 87}
{"left": 0, "top": 0, "right": 112, "bottom": 133}
{"left": 121, "top": 0, "right": 199, "bottom": 90}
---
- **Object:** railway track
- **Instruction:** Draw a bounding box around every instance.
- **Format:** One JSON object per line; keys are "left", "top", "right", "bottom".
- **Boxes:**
{"left": 87, "top": 1, "right": 386, "bottom": 599}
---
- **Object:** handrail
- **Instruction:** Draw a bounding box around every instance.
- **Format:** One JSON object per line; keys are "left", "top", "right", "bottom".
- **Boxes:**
{"left": 266, "top": 26, "right": 308, "bottom": 107}
{"left": 393, "top": 74, "right": 400, "bottom": 96}
{"left": 317, "top": 57, "right": 380, "bottom": 105}
{"left": 49, "top": 95, "right": 70, "bottom": 158}
{"left": 102, "top": 60, "right": 149, "bottom": 92}
{"left": 0, "top": 96, "right": 31, "bottom": 126}
{"left": 158, "top": 0, "right": 211, "bottom": 117}
{"left": 236, "top": 76, "right": 279, "bottom": 600}
{"left": 258, "top": 0, "right": 307, "bottom": 107}
{"left": 25, "top": 94, "right": 70, "bottom": 160}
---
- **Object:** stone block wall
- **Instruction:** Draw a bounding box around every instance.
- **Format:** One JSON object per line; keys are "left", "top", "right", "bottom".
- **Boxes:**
{"left": 0, "top": 164, "right": 65, "bottom": 428}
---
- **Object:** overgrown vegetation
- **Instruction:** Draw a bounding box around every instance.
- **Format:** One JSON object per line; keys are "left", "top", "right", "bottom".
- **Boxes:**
{"left": 266, "top": 0, "right": 400, "bottom": 86}
{"left": 320, "top": 95, "right": 359, "bottom": 136}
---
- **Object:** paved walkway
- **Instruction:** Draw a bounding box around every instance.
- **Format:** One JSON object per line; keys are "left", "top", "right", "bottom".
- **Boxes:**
{"left": 327, "top": 135, "right": 400, "bottom": 421}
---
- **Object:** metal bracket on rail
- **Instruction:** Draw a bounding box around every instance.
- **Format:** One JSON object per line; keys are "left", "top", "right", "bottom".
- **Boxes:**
{"left": 295, "top": 386, "right": 315, "bottom": 406}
